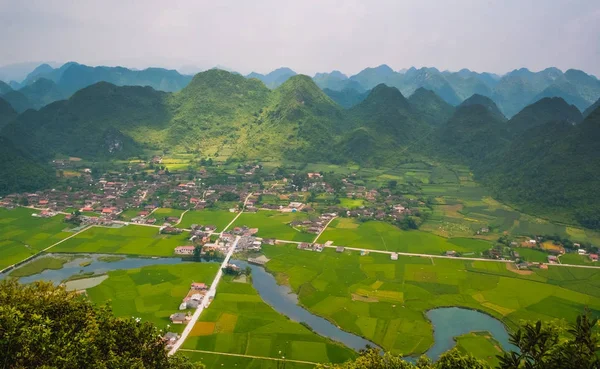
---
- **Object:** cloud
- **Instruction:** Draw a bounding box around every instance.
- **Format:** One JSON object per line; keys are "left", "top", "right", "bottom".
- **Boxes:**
{"left": 0, "top": 0, "right": 598, "bottom": 76}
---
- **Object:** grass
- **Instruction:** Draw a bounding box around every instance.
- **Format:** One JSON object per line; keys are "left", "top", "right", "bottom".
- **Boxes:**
{"left": 183, "top": 351, "right": 316, "bottom": 369}
{"left": 513, "top": 247, "right": 548, "bottom": 263}
{"left": 153, "top": 208, "right": 186, "bottom": 221}
{"left": 9, "top": 255, "right": 73, "bottom": 277}
{"left": 119, "top": 209, "right": 142, "bottom": 221}
{"left": 559, "top": 253, "right": 594, "bottom": 266}
{"left": 182, "top": 275, "right": 356, "bottom": 364}
{"left": 339, "top": 198, "right": 365, "bottom": 209}
{"left": 86, "top": 263, "right": 219, "bottom": 333}
{"left": 0, "top": 207, "right": 72, "bottom": 270}
{"left": 52, "top": 225, "right": 191, "bottom": 256}
{"left": 318, "top": 219, "right": 492, "bottom": 255}
{"left": 178, "top": 209, "right": 238, "bottom": 231}
{"left": 232, "top": 212, "right": 315, "bottom": 242}
{"left": 261, "top": 244, "right": 600, "bottom": 356}
{"left": 454, "top": 332, "right": 502, "bottom": 367}
{"left": 97, "top": 255, "right": 126, "bottom": 263}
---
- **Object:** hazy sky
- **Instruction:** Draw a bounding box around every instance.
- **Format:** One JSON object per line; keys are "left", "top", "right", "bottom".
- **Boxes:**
{"left": 1, "top": 0, "right": 599, "bottom": 76}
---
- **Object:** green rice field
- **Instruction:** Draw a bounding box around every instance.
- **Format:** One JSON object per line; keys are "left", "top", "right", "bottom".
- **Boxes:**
{"left": 454, "top": 332, "right": 502, "bottom": 367}
{"left": 232, "top": 211, "right": 315, "bottom": 242}
{"left": 52, "top": 225, "right": 190, "bottom": 256}
{"left": 182, "top": 276, "right": 356, "bottom": 364}
{"left": 0, "top": 207, "right": 72, "bottom": 269}
{"left": 87, "top": 263, "right": 219, "bottom": 333}
{"left": 317, "top": 218, "right": 492, "bottom": 255}
{"left": 153, "top": 208, "right": 186, "bottom": 221}
{"left": 262, "top": 244, "right": 600, "bottom": 356}
{"left": 183, "top": 351, "right": 316, "bottom": 369}
{"left": 178, "top": 209, "right": 238, "bottom": 231}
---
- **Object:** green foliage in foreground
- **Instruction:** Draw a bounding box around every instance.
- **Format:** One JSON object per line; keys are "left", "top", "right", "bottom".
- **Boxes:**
{"left": 320, "top": 313, "right": 600, "bottom": 369}
{"left": 0, "top": 279, "right": 203, "bottom": 369}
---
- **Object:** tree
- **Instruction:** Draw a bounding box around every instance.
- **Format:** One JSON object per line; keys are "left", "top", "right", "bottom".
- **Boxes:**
{"left": 0, "top": 280, "right": 204, "bottom": 369}
{"left": 245, "top": 266, "right": 252, "bottom": 276}
{"left": 193, "top": 245, "right": 202, "bottom": 262}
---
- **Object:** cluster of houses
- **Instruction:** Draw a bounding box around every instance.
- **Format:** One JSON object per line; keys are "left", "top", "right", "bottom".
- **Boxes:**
{"left": 290, "top": 213, "right": 336, "bottom": 234}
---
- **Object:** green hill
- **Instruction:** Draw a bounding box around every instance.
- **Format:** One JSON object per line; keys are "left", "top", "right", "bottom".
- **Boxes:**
{"left": 0, "top": 97, "right": 17, "bottom": 129}
{"left": 0, "top": 80, "right": 12, "bottom": 95}
{"left": 18, "top": 78, "right": 67, "bottom": 110}
{"left": 584, "top": 98, "right": 600, "bottom": 118}
{"left": 408, "top": 87, "right": 455, "bottom": 125}
{"left": 1, "top": 82, "right": 170, "bottom": 159}
{"left": 436, "top": 103, "right": 509, "bottom": 164}
{"left": 1, "top": 90, "right": 32, "bottom": 113}
{"left": 0, "top": 136, "right": 55, "bottom": 195}
{"left": 459, "top": 94, "right": 506, "bottom": 121}
{"left": 481, "top": 105, "right": 600, "bottom": 227}
{"left": 507, "top": 97, "right": 582, "bottom": 135}
{"left": 246, "top": 67, "right": 297, "bottom": 89}
{"left": 323, "top": 87, "right": 369, "bottom": 108}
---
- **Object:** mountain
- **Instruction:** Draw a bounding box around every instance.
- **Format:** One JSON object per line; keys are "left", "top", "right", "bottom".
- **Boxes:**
{"left": 246, "top": 67, "right": 297, "bottom": 89}
{"left": 442, "top": 71, "right": 494, "bottom": 100}
{"left": 0, "top": 81, "right": 12, "bottom": 95}
{"left": 0, "top": 97, "right": 17, "bottom": 128}
{"left": 531, "top": 83, "right": 590, "bottom": 113}
{"left": 323, "top": 87, "right": 369, "bottom": 108}
{"left": 252, "top": 75, "right": 343, "bottom": 161}
{"left": 1, "top": 82, "right": 170, "bottom": 159}
{"left": 584, "top": 98, "right": 600, "bottom": 118}
{"left": 408, "top": 87, "right": 455, "bottom": 125}
{"left": 17, "top": 78, "right": 67, "bottom": 110}
{"left": 313, "top": 71, "right": 367, "bottom": 92}
{"left": 1, "top": 90, "right": 32, "bottom": 113}
{"left": 20, "top": 62, "right": 193, "bottom": 96}
{"left": 436, "top": 103, "right": 509, "bottom": 164}
{"left": 349, "top": 65, "right": 401, "bottom": 90}
{"left": 0, "top": 136, "right": 56, "bottom": 195}
{"left": 482, "top": 105, "right": 600, "bottom": 228}
{"left": 507, "top": 97, "right": 582, "bottom": 135}
{"left": 0, "top": 62, "right": 53, "bottom": 84}
{"left": 400, "top": 68, "right": 462, "bottom": 105}
{"left": 459, "top": 94, "right": 506, "bottom": 121}
{"left": 340, "top": 84, "right": 428, "bottom": 164}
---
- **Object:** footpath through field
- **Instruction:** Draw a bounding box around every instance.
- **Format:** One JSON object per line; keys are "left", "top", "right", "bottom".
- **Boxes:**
{"left": 168, "top": 235, "right": 241, "bottom": 356}
{"left": 178, "top": 348, "right": 320, "bottom": 365}
{"left": 313, "top": 216, "right": 337, "bottom": 243}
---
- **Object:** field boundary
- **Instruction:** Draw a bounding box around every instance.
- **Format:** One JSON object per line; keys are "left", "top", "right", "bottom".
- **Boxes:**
{"left": 179, "top": 349, "right": 319, "bottom": 365}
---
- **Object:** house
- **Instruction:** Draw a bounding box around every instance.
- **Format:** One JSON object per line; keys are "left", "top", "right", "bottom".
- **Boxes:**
{"left": 547, "top": 255, "right": 558, "bottom": 263}
{"left": 528, "top": 239, "right": 537, "bottom": 245}
{"left": 590, "top": 254, "right": 599, "bottom": 262}
{"left": 169, "top": 313, "right": 191, "bottom": 324}
{"left": 336, "top": 246, "right": 345, "bottom": 253}
{"left": 390, "top": 252, "right": 398, "bottom": 261}
{"left": 174, "top": 246, "right": 196, "bottom": 255}
{"left": 446, "top": 250, "right": 457, "bottom": 257}
{"left": 163, "top": 332, "right": 180, "bottom": 346}
{"left": 307, "top": 172, "right": 322, "bottom": 179}
{"left": 178, "top": 302, "right": 188, "bottom": 310}
{"left": 578, "top": 249, "right": 587, "bottom": 255}
{"left": 191, "top": 282, "right": 207, "bottom": 290}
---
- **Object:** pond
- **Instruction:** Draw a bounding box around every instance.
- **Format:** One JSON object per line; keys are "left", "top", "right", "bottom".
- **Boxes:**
{"left": 234, "top": 260, "right": 517, "bottom": 359}
{"left": 5, "top": 253, "right": 191, "bottom": 285}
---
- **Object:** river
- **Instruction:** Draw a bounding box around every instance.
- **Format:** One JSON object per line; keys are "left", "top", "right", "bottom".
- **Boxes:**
{"left": 234, "top": 260, "right": 517, "bottom": 360}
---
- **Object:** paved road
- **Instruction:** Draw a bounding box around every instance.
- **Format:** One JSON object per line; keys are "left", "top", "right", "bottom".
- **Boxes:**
{"left": 168, "top": 235, "right": 240, "bottom": 356}
{"left": 313, "top": 216, "right": 336, "bottom": 243}
{"left": 178, "top": 348, "right": 319, "bottom": 365}
{"left": 220, "top": 193, "right": 253, "bottom": 235}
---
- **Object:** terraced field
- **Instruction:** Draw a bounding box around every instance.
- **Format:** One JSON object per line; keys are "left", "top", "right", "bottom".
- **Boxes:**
{"left": 262, "top": 244, "right": 600, "bottom": 356}
{"left": 182, "top": 276, "right": 356, "bottom": 364}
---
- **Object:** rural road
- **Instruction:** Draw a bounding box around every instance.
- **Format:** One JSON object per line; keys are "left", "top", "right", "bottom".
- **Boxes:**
{"left": 313, "top": 216, "right": 337, "bottom": 243}
{"left": 168, "top": 235, "right": 240, "bottom": 356}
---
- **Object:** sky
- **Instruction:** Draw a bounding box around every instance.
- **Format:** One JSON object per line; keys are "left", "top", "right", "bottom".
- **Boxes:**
{"left": 0, "top": 0, "right": 599, "bottom": 77}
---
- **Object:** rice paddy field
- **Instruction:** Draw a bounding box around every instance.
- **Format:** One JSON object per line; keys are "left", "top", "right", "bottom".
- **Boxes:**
{"left": 317, "top": 218, "right": 492, "bottom": 256}
{"left": 232, "top": 211, "right": 315, "bottom": 242}
{"left": 153, "top": 208, "right": 187, "bottom": 221}
{"left": 182, "top": 351, "right": 316, "bottom": 369}
{"left": 86, "top": 263, "right": 219, "bottom": 333}
{"left": 261, "top": 244, "right": 600, "bottom": 356}
{"left": 182, "top": 276, "right": 356, "bottom": 365}
{"left": 454, "top": 332, "right": 502, "bottom": 367}
{"left": 178, "top": 209, "right": 238, "bottom": 231}
{"left": 52, "top": 224, "right": 190, "bottom": 256}
{"left": 0, "top": 207, "right": 72, "bottom": 270}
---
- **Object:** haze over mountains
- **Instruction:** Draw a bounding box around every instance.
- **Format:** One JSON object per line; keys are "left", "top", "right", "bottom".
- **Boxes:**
{"left": 1, "top": 63, "right": 600, "bottom": 229}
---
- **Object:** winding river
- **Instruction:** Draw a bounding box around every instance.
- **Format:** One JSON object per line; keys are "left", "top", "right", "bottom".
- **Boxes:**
{"left": 234, "top": 260, "right": 518, "bottom": 359}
